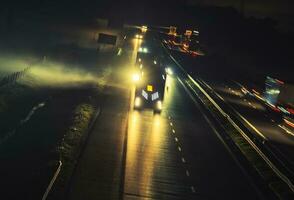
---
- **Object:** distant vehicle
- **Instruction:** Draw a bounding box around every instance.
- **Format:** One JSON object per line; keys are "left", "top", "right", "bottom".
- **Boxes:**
{"left": 136, "top": 48, "right": 165, "bottom": 71}
{"left": 242, "top": 76, "right": 294, "bottom": 127}
{"left": 141, "top": 25, "right": 148, "bottom": 33}
{"left": 264, "top": 77, "right": 294, "bottom": 126}
{"left": 133, "top": 62, "right": 166, "bottom": 113}
{"left": 184, "top": 30, "right": 192, "bottom": 38}
{"left": 136, "top": 42, "right": 157, "bottom": 65}
{"left": 168, "top": 26, "right": 177, "bottom": 36}
{"left": 179, "top": 30, "right": 204, "bottom": 56}
{"left": 135, "top": 34, "right": 143, "bottom": 39}
{"left": 136, "top": 44, "right": 151, "bottom": 65}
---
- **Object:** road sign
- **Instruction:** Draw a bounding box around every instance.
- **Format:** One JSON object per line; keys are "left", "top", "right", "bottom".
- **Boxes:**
{"left": 97, "top": 33, "right": 117, "bottom": 45}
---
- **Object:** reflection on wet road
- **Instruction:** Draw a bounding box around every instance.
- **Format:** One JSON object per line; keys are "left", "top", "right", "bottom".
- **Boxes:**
{"left": 123, "top": 74, "right": 261, "bottom": 200}
{"left": 125, "top": 112, "right": 192, "bottom": 199}
{"left": 124, "top": 74, "right": 194, "bottom": 199}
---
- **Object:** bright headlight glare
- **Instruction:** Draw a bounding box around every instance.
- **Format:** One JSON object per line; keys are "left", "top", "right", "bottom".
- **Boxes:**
{"left": 132, "top": 73, "right": 140, "bottom": 82}
{"left": 142, "top": 26, "right": 148, "bottom": 32}
{"left": 135, "top": 97, "right": 141, "bottom": 107}
{"left": 157, "top": 100, "right": 162, "bottom": 110}
{"left": 139, "top": 47, "right": 148, "bottom": 53}
{"left": 166, "top": 67, "right": 173, "bottom": 75}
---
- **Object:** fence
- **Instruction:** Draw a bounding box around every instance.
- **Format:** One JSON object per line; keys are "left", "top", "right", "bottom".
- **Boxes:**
{"left": 0, "top": 58, "right": 42, "bottom": 88}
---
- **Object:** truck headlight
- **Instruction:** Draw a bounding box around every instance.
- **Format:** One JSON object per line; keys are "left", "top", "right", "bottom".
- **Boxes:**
{"left": 156, "top": 100, "right": 162, "bottom": 110}
{"left": 132, "top": 73, "right": 140, "bottom": 82}
{"left": 135, "top": 97, "right": 141, "bottom": 107}
{"left": 135, "top": 34, "right": 143, "bottom": 39}
{"left": 166, "top": 67, "right": 173, "bottom": 75}
{"left": 141, "top": 26, "right": 148, "bottom": 33}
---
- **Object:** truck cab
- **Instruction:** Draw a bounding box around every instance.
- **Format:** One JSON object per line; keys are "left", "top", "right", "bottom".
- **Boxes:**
{"left": 133, "top": 62, "right": 166, "bottom": 113}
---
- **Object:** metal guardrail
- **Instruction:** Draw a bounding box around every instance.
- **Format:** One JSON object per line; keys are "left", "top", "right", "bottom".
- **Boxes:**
{"left": 42, "top": 160, "right": 62, "bottom": 200}
{"left": 0, "top": 58, "right": 43, "bottom": 88}
{"left": 0, "top": 67, "right": 30, "bottom": 87}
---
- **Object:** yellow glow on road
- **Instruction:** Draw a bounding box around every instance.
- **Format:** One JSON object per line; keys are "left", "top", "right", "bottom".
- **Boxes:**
{"left": 125, "top": 111, "right": 166, "bottom": 197}
{"left": 132, "top": 73, "right": 140, "bottom": 82}
{"left": 141, "top": 26, "right": 148, "bottom": 33}
{"left": 134, "top": 97, "right": 141, "bottom": 107}
{"left": 132, "top": 38, "right": 142, "bottom": 63}
{"left": 124, "top": 34, "right": 177, "bottom": 197}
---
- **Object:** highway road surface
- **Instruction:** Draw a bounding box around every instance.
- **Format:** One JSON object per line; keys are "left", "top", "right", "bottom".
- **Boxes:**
{"left": 67, "top": 36, "right": 265, "bottom": 200}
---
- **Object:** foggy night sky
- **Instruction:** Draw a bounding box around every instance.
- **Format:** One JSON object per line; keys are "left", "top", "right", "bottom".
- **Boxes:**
{"left": 1, "top": 0, "right": 293, "bottom": 30}
{"left": 187, "top": 0, "right": 293, "bottom": 17}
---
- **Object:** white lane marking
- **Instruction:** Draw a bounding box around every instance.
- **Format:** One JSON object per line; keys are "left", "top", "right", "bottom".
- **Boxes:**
{"left": 175, "top": 137, "right": 178, "bottom": 142}
{"left": 186, "top": 170, "right": 190, "bottom": 177}
{"left": 271, "top": 119, "right": 275, "bottom": 123}
{"left": 168, "top": 116, "right": 171, "bottom": 120}
{"left": 172, "top": 129, "right": 176, "bottom": 133}
{"left": 178, "top": 146, "right": 182, "bottom": 152}
{"left": 170, "top": 122, "right": 173, "bottom": 126}
{"left": 117, "top": 48, "right": 122, "bottom": 56}
{"left": 21, "top": 102, "right": 46, "bottom": 124}
{"left": 191, "top": 186, "right": 196, "bottom": 193}
{"left": 181, "top": 157, "right": 186, "bottom": 163}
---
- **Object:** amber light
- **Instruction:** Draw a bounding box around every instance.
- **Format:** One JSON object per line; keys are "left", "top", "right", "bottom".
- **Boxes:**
{"left": 147, "top": 85, "right": 153, "bottom": 92}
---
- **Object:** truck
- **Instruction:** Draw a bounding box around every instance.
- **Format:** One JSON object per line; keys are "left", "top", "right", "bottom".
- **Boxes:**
{"left": 264, "top": 76, "right": 294, "bottom": 127}
{"left": 133, "top": 61, "right": 166, "bottom": 113}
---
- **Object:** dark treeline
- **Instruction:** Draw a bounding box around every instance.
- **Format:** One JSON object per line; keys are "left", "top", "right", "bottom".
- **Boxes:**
{"left": 1, "top": 0, "right": 293, "bottom": 80}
